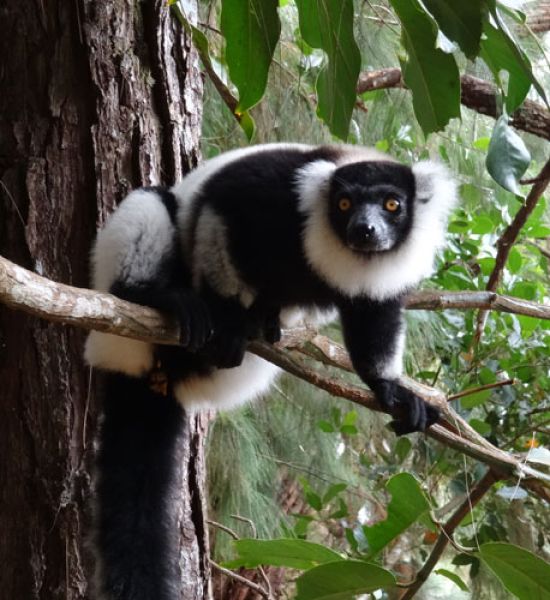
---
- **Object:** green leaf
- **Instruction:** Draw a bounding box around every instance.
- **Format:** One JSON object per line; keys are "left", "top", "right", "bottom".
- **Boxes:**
{"left": 295, "top": 0, "right": 361, "bottom": 139}
{"left": 511, "top": 281, "right": 537, "bottom": 300}
{"left": 295, "top": 560, "right": 396, "bottom": 600}
{"left": 318, "top": 420, "right": 335, "bottom": 433}
{"left": 395, "top": 437, "right": 412, "bottom": 462}
{"left": 341, "top": 410, "right": 357, "bottom": 427}
{"left": 480, "top": 20, "right": 543, "bottom": 112}
{"left": 435, "top": 568, "right": 470, "bottom": 592}
{"left": 363, "top": 473, "right": 430, "bottom": 556}
{"left": 389, "top": 0, "right": 461, "bottom": 135}
{"left": 479, "top": 367, "right": 497, "bottom": 384}
{"left": 221, "top": 0, "right": 281, "bottom": 112}
{"left": 461, "top": 389, "right": 491, "bottom": 409}
{"left": 421, "top": 0, "right": 485, "bottom": 58}
{"left": 328, "top": 498, "right": 349, "bottom": 519}
{"left": 225, "top": 538, "right": 343, "bottom": 570}
{"left": 340, "top": 425, "right": 358, "bottom": 435}
{"left": 306, "top": 491, "right": 323, "bottom": 511}
{"left": 473, "top": 137, "right": 491, "bottom": 151}
{"left": 486, "top": 116, "right": 531, "bottom": 195}
{"left": 508, "top": 247, "right": 523, "bottom": 274}
{"left": 448, "top": 219, "right": 470, "bottom": 233}
{"left": 323, "top": 483, "right": 347, "bottom": 505}
{"left": 469, "top": 418, "right": 492, "bottom": 436}
{"left": 479, "top": 542, "right": 550, "bottom": 599}
{"left": 478, "top": 257, "right": 496, "bottom": 276}
{"left": 471, "top": 216, "right": 495, "bottom": 235}
{"left": 171, "top": 6, "right": 256, "bottom": 139}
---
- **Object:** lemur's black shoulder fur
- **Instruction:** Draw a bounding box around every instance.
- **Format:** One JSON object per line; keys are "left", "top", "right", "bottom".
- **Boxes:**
{"left": 85, "top": 142, "right": 457, "bottom": 599}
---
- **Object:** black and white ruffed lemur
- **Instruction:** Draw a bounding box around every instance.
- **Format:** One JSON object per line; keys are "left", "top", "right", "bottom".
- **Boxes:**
{"left": 84, "top": 143, "right": 457, "bottom": 599}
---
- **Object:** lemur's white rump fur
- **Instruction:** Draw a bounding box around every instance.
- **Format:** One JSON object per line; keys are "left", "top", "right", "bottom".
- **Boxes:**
{"left": 296, "top": 158, "right": 458, "bottom": 300}
{"left": 85, "top": 189, "right": 174, "bottom": 376}
{"left": 174, "top": 353, "right": 280, "bottom": 411}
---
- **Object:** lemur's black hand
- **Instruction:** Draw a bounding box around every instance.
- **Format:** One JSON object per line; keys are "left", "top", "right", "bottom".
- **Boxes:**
{"left": 174, "top": 291, "right": 214, "bottom": 352}
{"left": 109, "top": 281, "right": 213, "bottom": 352}
{"left": 370, "top": 379, "right": 439, "bottom": 436}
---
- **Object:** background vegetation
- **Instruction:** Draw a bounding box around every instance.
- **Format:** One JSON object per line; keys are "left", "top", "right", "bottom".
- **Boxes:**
{"left": 184, "top": 1, "right": 550, "bottom": 598}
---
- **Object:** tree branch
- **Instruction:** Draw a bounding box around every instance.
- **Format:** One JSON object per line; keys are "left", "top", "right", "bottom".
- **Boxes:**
{"left": 472, "top": 156, "right": 550, "bottom": 346}
{"left": 357, "top": 69, "right": 550, "bottom": 141}
{"left": 399, "top": 470, "right": 498, "bottom": 600}
{"left": 2, "top": 254, "right": 550, "bottom": 501}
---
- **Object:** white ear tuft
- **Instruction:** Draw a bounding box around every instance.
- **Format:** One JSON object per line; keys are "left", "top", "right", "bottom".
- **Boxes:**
{"left": 295, "top": 160, "right": 337, "bottom": 213}
{"left": 411, "top": 160, "right": 459, "bottom": 217}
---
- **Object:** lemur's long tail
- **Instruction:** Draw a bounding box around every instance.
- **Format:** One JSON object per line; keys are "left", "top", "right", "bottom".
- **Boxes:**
{"left": 95, "top": 372, "right": 183, "bottom": 600}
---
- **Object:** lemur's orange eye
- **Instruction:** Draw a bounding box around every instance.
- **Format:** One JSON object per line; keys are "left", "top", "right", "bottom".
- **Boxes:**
{"left": 338, "top": 198, "right": 351, "bottom": 211}
{"left": 384, "top": 198, "right": 400, "bottom": 212}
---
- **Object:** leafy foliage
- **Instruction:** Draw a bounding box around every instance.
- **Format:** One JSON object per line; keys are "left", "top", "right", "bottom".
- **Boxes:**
{"left": 294, "top": 0, "right": 361, "bottom": 139}
{"left": 190, "top": 0, "right": 550, "bottom": 598}
{"left": 389, "top": 0, "right": 461, "bottom": 134}
{"left": 221, "top": 0, "right": 280, "bottom": 112}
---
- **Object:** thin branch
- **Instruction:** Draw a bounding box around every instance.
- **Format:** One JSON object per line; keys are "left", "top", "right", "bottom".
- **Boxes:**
{"left": 399, "top": 470, "right": 498, "bottom": 600}
{"left": 473, "top": 156, "right": 550, "bottom": 347}
{"left": 448, "top": 378, "right": 516, "bottom": 401}
{"left": 2, "top": 255, "right": 550, "bottom": 502}
{"left": 406, "top": 290, "right": 550, "bottom": 320}
{"left": 207, "top": 520, "right": 240, "bottom": 541}
{"left": 357, "top": 69, "right": 550, "bottom": 141}
{"left": 209, "top": 559, "right": 272, "bottom": 600}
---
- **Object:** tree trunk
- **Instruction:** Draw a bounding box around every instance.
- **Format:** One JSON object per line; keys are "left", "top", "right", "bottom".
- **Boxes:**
{"left": 0, "top": 1, "right": 210, "bottom": 597}
{"left": 528, "top": 1, "right": 550, "bottom": 33}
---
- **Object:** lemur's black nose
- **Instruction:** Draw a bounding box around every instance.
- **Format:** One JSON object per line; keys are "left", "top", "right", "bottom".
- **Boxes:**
{"left": 350, "top": 223, "right": 375, "bottom": 243}
{"left": 360, "top": 224, "right": 375, "bottom": 238}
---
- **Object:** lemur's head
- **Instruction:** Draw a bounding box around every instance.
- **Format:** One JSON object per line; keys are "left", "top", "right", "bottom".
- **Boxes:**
{"left": 328, "top": 161, "right": 416, "bottom": 255}
{"left": 296, "top": 152, "right": 457, "bottom": 298}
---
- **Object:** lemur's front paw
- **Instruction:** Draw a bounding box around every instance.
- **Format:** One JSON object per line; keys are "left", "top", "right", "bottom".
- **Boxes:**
{"left": 204, "top": 302, "right": 249, "bottom": 369}
{"left": 389, "top": 385, "right": 439, "bottom": 436}
{"left": 174, "top": 291, "right": 214, "bottom": 352}
{"left": 370, "top": 379, "right": 439, "bottom": 436}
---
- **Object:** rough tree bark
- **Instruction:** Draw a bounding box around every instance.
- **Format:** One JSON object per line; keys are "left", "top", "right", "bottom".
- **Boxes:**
{"left": 0, "top": 1, "right": 210, "bottom": 598}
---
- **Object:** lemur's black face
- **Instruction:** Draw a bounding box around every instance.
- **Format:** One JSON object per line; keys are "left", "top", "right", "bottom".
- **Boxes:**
{"left": 328, "top": 161, "right": 416, "bottom": 255}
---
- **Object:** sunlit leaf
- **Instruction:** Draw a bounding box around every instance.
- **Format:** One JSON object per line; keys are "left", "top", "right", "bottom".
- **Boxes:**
{"left": 389, "top": 0, "right": 461, "bottom": 134}
{"left": 221, "top": 0, "right": 281, "bottom": 112}
{"left": 323, "top": 483, "right": 347, "bottom": 505}
{"left": 363, "top": 473, "right": 430, "bottom": 556}
{"left": 479, "top": 542, "right": 550, "bottom": 599}
{"left": 480, "top": 18, "right": 545, "bottom": 112}
{"left": 435, "top": 568, "right": 470, "bottom": 592}
{"left": 295, "top": 560, "right": 396, "bottom": 600}
{"left": 225, "top": 538, "right": 343, "bottom": 570}
{"left": 295, "top": 0, "right": 361, "bottom": 139}
{"left": 421, "top": 0, "right": 486, "bottom": 58}
{"left": 461, "top": 389, "right": 491, "bottom": 409}
{"left": 171, "top": 5, "right": 256, "bottom": 139}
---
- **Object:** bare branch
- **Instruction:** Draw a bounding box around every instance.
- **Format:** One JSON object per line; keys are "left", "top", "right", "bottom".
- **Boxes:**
{"left": 2, "top": 254, "right": 550, "bottom": 501}
{"left": 448, "top": 378, "right": 516, "bottom": 401}
{"left": 406, "top": 290, "right": 550, "bottom": 320}
{"left": 209, "top": 559, "right": 272, "bottom": 600}
{"left": 357, "top": 69, "right": 550, "bottom": 141}
{"left": 399, "top": 470, "right": 498, "bottom": 600}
